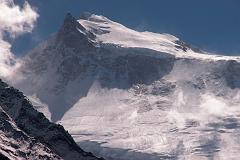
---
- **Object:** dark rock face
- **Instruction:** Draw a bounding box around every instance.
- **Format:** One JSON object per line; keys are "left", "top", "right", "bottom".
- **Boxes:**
{"left": 0, "top": 154, "right": 9, "bottom": 160}
{"left": 0, "top": 79, "right": 103, "bottom": 160}
{"left": 225, "top": 60, "right": 240, "bottom": 89}
{"left": 54, "top": 45, "right": 175, "bottom": 89}
{"left": 116, "top": 54, "right": 174, "bottom": 86}
{"left": 175, "top": 40, "right": 203, "bottom": 53}
{"left": 57, "top": 13, "right": 96, "bottom": 50}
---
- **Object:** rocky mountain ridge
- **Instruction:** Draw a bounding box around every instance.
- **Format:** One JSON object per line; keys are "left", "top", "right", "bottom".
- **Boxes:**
{"left": 0, "top": 79, "right": 103, "bottom": 160}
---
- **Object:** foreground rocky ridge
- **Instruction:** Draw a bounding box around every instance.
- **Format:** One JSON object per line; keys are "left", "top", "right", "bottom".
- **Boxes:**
{"left": 0, "top": 79, "right": 102, "bottom": 160}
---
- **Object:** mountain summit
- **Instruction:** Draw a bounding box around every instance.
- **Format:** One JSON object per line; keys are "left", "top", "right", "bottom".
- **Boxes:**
{"left": 57, "top": 13, "right": 96, "bottom": 49}
{"left": 5, "top": 13, "right": 240, "bottom": 160}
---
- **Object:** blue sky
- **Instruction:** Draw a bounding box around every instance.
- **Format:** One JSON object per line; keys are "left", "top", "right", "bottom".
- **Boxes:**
{"left": 12, "top": 0, "right": 240, "bottom": 56}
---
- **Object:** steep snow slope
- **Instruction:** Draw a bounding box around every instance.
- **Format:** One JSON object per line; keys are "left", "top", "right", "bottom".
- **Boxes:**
{"left": 6, "top": 13, "right": 240, "bottom": 160}
{"left": 79, "top": 13, "right": 240, "bottom": 61}
{"left": 0, "top": 79, "right": 102, "bottom": 160}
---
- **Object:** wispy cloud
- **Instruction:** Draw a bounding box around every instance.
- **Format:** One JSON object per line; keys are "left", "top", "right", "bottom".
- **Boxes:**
{"left": 0, "top": 0, "right": 38, "bottom": 78}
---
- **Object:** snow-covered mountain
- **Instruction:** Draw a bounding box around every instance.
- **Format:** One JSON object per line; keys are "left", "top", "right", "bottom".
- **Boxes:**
{"left": 6, "top": 13, "right": 240, "bottom": 160}
{"left": 0, "top": 79, "right": 102, "bottom": 160}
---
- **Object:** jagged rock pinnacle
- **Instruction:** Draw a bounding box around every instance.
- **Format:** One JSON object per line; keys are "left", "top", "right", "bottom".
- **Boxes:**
{"left": 64, "top": 12, "right": 77, "bottom": 23}
{"left": 56, "top": 12, "right": 96, "bottom": 50}
{"left": 61, "top": 12, "right": 85, "bottom": 32}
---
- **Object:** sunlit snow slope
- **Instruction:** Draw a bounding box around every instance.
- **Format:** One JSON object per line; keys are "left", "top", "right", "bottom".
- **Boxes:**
{"left": 6, "top": 13, "right": 240, "bottom": 160}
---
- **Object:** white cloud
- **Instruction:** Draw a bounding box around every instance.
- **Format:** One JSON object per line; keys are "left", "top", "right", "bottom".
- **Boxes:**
{"left": 0, "top": 0, "right": 38, "bottom": 78}
{"left": 0, "top": 0, "right": 38, "bottom": 37}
